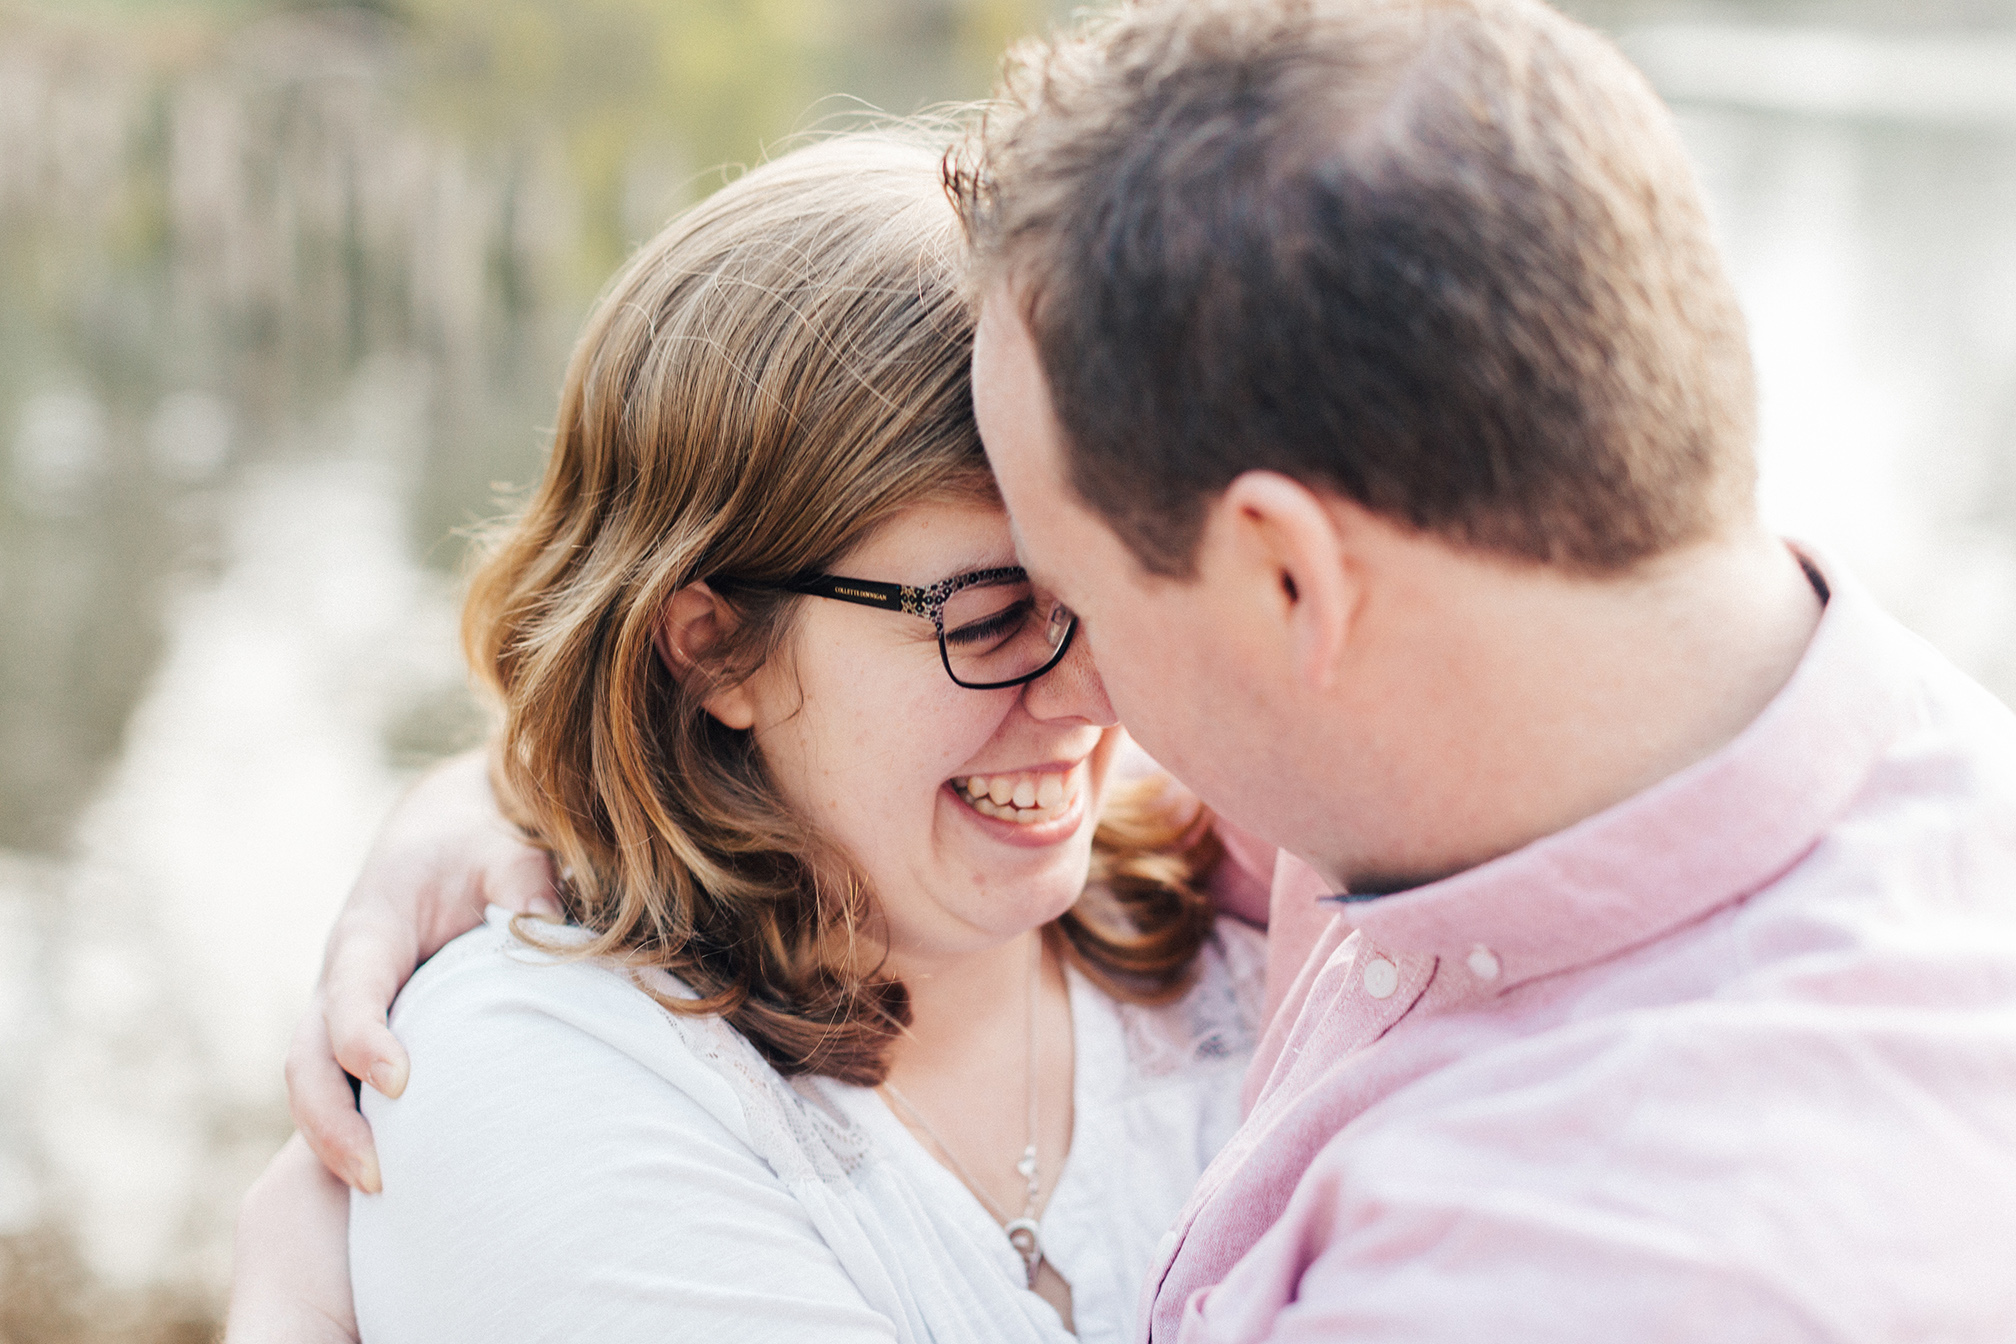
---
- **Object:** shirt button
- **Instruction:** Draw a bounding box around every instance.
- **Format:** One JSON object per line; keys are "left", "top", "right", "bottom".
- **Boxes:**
{"left": 1467, "top": 944, "right": 1502, "bottom": 981}
{"left": 1362, "top": 957, "right": 1399, "bottom": 999}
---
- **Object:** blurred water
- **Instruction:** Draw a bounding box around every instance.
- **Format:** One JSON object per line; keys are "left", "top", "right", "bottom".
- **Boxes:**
{"left": 0, "top": 3, "right": 2013, "bottom": 1338}
{"left": 1642, "top": 30, "right": 2016, "bottom": 701}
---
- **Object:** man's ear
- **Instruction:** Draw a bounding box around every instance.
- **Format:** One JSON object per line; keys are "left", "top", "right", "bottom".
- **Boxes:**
{"left": 655, "top": 582, "right": 758, "bottom": 730}
{"left": 1215, "top": 471, "right": 1357, "bottom": 692}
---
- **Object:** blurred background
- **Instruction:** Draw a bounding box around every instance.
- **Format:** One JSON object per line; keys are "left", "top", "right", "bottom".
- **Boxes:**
{"left": 0, "top": 0, "right": 2011, "bottom": 1337}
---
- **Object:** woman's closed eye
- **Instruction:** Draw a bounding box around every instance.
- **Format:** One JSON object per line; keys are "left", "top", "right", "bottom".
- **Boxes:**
{"left": 943, "top": 595, "right": 1036, "bottom": 651}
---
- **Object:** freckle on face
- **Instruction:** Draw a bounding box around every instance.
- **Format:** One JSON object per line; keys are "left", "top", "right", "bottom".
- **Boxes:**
{"left": 737, "top": 494, "right": 1115, "bottom": 959}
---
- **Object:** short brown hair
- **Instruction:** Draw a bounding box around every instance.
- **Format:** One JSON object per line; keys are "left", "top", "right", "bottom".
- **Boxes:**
{"left": 952, "top": 0, "right": 1757, "bottom": 576}
{"left": 465, "top": 134, "right": 1217, "bottom": 1087}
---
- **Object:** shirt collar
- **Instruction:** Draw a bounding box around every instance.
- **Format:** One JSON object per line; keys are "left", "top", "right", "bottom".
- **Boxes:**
{"left": 1328, "top": 544, "right": 1917, "bottom": 996}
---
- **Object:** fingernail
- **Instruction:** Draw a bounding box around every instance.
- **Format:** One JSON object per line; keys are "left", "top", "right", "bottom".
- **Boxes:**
{"left": 352, "top": 1150, "right": 382, "bottom": 1195}
{"left": 368, "top": 1058, "right": 407, "bottom": 1099}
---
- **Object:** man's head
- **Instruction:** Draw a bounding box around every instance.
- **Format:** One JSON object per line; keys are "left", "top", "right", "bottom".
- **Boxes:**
{"left": 962, "top": 0, "right": 1777, "bottom": 881}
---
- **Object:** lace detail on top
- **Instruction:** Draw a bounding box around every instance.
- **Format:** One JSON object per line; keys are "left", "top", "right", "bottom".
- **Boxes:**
{"left": 618, "top": 923, "right": 1264, "bottom": 1189}
{"left": 1115, "top": 922, "right": 1268, "bottom": 1081}
{"left": 627, "top": 965, "right": 875, "bottom": 1184}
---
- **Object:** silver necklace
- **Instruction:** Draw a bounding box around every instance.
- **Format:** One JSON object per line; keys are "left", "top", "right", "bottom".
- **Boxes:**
{"left": 882, "top": 934, "right": 1046, "bottom": 1287}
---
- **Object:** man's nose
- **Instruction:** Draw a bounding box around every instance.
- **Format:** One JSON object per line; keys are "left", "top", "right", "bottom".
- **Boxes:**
{"left": 1021, "top": 626, "right": 1117, "bottom": 727}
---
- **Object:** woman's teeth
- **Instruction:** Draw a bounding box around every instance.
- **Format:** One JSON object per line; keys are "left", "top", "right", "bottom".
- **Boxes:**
{"left": 952, "top": 771, "right": 1074, "bottom": 825}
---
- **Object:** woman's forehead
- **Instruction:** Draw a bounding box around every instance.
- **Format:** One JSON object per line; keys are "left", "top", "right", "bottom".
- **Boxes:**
{"left": 842, "top": 498, "right": 1018, "bottom": 582}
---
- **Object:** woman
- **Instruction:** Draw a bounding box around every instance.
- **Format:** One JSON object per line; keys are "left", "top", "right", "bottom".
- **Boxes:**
{"left": 231, "top": 132, "right": 1273, "bottom": 1344}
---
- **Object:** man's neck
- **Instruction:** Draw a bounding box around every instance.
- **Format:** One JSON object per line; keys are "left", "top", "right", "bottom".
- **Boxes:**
{"left": 1324, "top": 522, "right": 1824, "bottom": 892}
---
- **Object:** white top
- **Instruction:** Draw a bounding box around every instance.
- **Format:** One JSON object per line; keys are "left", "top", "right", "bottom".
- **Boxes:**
{"left": 351, "top": 906, "right": 1265, "bottom": 1344}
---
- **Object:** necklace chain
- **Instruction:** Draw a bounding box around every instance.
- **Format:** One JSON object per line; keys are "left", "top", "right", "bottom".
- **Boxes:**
{"left": 881, "top": 933, "right": 1046, "bottom": 1286}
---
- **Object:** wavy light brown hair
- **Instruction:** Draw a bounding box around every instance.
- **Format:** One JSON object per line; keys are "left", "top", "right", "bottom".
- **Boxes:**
{"left": 464, "top": 134, "right": 1220, "bottom": 1087}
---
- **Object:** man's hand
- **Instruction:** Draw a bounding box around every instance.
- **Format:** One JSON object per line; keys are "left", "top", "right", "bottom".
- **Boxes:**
{"left": 225, "top": 1134, "right": 360, "bottom": 1344}
{"left": 285, "top": 750, "right": 559, "bottom": 1191}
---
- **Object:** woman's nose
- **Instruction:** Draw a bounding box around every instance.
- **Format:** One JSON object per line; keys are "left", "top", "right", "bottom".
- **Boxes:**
{"left": 1021, "top": 626, "right": 1117, "bottom": 726}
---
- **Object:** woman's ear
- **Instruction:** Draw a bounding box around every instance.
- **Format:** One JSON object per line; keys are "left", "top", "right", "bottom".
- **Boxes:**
{"left": 655, "top": 582, "right": 759, "bottom": 730}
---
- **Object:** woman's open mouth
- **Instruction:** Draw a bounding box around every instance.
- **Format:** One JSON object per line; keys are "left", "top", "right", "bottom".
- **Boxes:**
{"left": 948, "top": 768, "right": 1080, "bottom": 827}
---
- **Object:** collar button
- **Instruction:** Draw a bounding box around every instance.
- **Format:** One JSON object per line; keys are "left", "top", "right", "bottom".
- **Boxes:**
{"left": 1467, "top": 944, "right": 1502, "bottom": 981}
{"left": 1362, "top": 957, "right": 1399, "bottom": 999}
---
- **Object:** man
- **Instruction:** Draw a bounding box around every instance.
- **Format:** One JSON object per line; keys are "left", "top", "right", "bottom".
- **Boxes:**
{"left": 958, "top": 0, "right": 2016, "bottom": 1337}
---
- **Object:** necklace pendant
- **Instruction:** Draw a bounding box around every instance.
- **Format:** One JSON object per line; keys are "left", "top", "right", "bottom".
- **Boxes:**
{"left": 1004, "top": 1216, "right": 1044, "bottom": 1287}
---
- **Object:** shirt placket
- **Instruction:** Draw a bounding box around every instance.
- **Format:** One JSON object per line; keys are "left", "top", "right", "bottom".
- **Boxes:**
{"left": 1142, "top": 938, "right": 1437, "bottom": 1342}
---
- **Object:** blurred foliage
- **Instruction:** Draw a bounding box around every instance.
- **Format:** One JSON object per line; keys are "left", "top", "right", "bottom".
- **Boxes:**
{"left": 1563, "top": 0, "right": 2016, "bottom": 28}
{"left": 10, "top": 0, "right": 2002, "bottom": 278}
{"left": 6, "top": 0, "right": 1066, "bottom": 282}
{"left": 393, "top": 0, "right": 1057, "bottom": 278}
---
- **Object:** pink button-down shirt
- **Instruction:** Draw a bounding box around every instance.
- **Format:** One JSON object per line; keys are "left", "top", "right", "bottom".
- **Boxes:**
{"left": 1148, "top": 551, "right": 2016, "bottom": 1342}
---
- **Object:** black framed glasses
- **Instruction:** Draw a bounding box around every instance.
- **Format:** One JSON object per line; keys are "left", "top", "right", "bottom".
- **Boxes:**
{"left": 717, "top": 565, "right": 1078, "bottom": 690}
